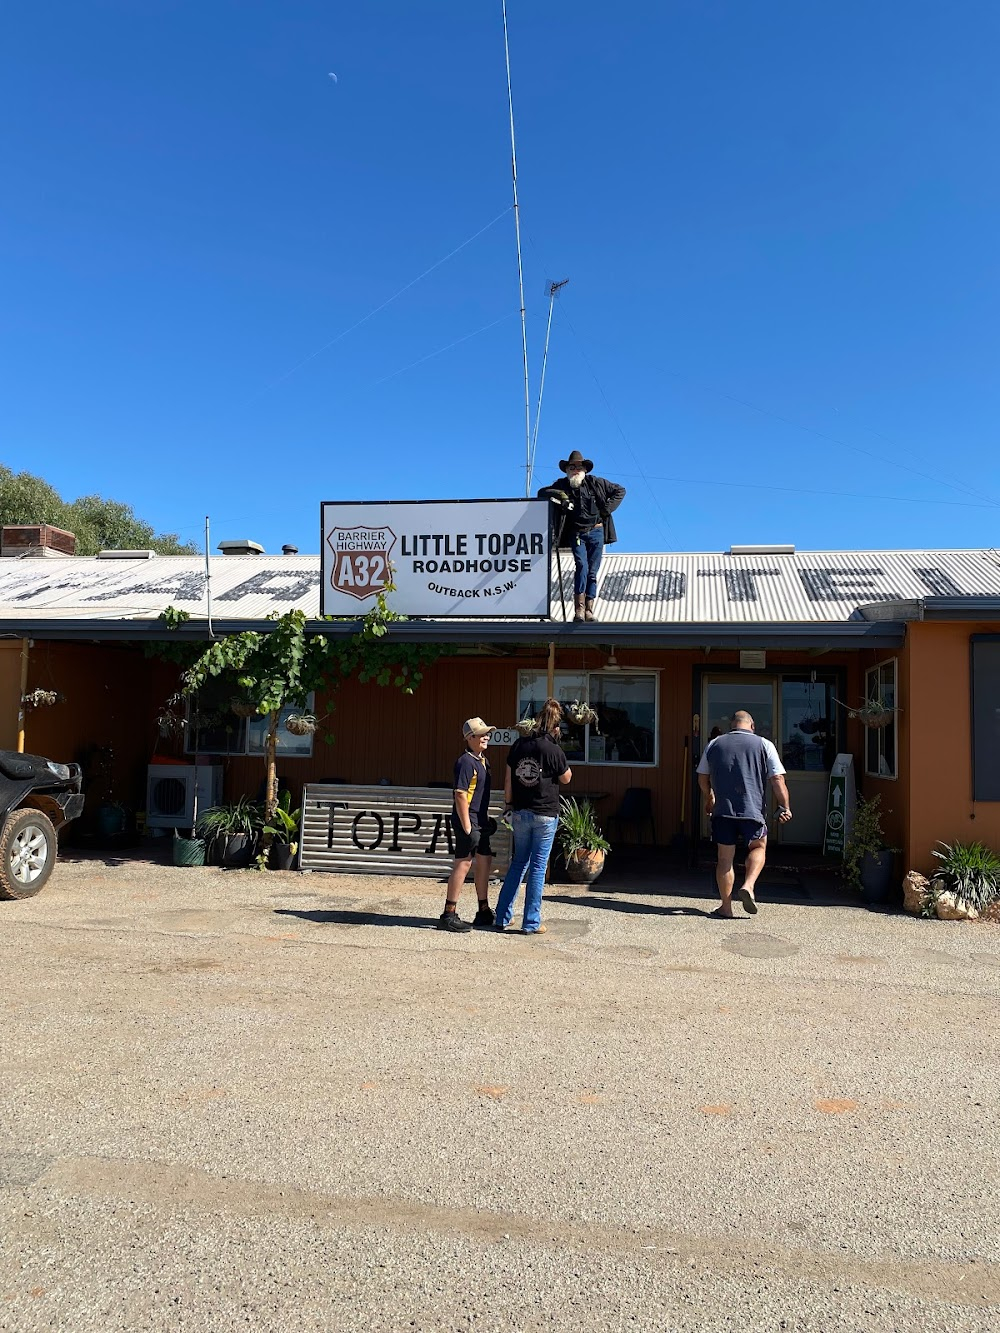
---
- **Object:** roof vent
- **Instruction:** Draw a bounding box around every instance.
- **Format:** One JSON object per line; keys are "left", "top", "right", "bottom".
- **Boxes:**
{"left": 217, "top": 540, "right": 265, "bottom": 556}
{"left": 96, "top": 549, "right": 156, "bottom": 560}
{"left": 728, "top": 544, "right": 795, "bottom": 556}
{"left": 281, "top": 544, "right": 299, "bottom": 556}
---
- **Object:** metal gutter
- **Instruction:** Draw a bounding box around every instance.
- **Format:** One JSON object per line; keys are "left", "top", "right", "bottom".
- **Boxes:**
{"left": 0, "top": 618, "right": 906, "bottom": 648}
{"left": 856, "top": 596, "right": 1000, "bottom": 623}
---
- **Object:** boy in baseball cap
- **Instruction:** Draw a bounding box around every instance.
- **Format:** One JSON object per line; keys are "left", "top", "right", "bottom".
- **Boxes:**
{"left": 437, "top": 717, "right": 496, "bottom": 932}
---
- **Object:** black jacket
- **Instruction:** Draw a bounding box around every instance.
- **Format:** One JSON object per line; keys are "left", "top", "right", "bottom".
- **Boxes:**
{"left": 538, "top": 474, "right": 626, "bottom": 548}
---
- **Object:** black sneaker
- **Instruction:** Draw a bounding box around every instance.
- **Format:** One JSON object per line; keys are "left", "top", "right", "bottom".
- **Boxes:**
{"left": 473, "top": 905, "right": 496, "bottom": 927}
{"left": 436, "top": 912, "right": 473, "bottom": 933}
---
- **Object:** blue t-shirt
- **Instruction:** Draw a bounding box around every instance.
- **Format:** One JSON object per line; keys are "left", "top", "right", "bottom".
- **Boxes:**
{"left": 697, "top": 730, "right": 785, "bottom": 823}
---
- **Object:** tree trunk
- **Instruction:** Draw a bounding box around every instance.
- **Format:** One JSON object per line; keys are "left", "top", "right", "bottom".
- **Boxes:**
{"left": 264, "top": 710, "right": 279, "bottom": 828}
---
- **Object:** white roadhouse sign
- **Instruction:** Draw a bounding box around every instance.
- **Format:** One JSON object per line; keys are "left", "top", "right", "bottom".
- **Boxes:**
{"left": 320, "top": 498, "right": 551, "bottom": 618}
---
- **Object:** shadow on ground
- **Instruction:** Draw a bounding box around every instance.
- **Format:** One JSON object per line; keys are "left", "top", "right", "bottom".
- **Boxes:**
{"left": 274, "top": 906, "right": 441, "bottom": 930}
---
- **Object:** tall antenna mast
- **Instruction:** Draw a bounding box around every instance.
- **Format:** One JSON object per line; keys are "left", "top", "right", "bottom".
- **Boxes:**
{"left": 502, "top": 0, "right": 532, "bottom": 497}
{"left": 527, "top": 278, "right": 568, "bottom": 491}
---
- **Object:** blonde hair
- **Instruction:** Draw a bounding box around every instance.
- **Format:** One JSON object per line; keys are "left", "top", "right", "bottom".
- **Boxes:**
{"left": 537, "top": 697, "right": 563, "bottom": 738}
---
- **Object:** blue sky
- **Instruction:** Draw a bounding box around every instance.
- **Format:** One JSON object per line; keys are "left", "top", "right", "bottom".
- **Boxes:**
{"left": 4, "top": 1, "right": 1000, "bottom": 555}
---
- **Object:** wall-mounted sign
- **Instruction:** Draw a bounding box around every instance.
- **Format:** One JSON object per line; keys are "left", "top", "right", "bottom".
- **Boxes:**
{"left": 486, "top": 728, "right": 519, "bottom": 747}
{"left": 299, "top": 783, "right": 512, "bottom": 877}
{"left": 320, "top": 498, "right": 551, "bottom": 618}
{"left": 740, "top": 650, "right": 767, "bottom": 670}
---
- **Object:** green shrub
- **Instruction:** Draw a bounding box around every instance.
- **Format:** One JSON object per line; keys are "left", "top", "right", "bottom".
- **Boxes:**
{"left": 558, "top": 797, "right": 610, "bottom": 856}
{"left": 930, "top": 840, "right": 1000, "bottom": 912}
{"left": 842, "top": 794, "right": 888, "bottom": 889}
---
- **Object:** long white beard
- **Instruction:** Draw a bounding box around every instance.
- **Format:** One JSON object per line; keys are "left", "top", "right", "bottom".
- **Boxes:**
{"left": 567, "top": 472, "right": 584, "bottom": 490}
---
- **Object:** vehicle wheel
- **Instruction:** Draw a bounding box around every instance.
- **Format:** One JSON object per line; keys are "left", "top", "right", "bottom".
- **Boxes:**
{"left": 0, "top": 809, "right": 57, "bottom": 900}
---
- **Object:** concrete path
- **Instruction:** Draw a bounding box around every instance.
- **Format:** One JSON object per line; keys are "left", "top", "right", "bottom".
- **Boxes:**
{"left": 1, "top": 854, "right": 998, "bottom": 1331}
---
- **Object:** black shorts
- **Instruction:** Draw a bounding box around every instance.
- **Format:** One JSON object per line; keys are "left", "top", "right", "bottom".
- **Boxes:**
{"left": 450, "top": 813, "right": 494, "bottom": 860}
{"left": 711, "top": 815, "right": 768, "bottom": 846}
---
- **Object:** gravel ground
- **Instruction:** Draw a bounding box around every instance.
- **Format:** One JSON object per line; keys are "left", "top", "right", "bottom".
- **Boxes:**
{"left": 1, "top": 850, "right": 998, "bottom": 1331}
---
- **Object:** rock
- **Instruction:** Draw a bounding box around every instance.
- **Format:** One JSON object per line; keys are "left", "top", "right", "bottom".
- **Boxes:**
{"left": 934, "top": 889, "right": 979, "bottom": 921}
{"left": 902, "top": 871, "right": 930, "bottom": 916}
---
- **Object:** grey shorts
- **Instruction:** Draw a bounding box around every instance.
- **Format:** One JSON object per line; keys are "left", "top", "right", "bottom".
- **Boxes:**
{"left": 711, "top": 815, "right": 768, "bottom": 846}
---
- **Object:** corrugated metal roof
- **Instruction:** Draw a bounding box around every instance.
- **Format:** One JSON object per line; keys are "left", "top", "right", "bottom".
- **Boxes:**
{"left": 1, "top": 549, "right": 999, "bottom": 626}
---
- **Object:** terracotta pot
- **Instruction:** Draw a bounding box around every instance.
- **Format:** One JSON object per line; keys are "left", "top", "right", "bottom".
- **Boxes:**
{"left": 566, "top": 848, "right": 606, "bottom": 884}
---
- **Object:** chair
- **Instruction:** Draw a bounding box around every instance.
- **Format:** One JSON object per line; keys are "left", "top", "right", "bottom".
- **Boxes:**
{"left": 607, "top": 787, "right": 656, "bottom": 845}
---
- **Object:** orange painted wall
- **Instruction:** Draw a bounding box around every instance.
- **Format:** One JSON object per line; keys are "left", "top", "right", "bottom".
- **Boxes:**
{"left": 17, "top": 641, "right": 163, "bottom": 821}
{"left": 904, "top": 621, "right": 1000, "bottom": 872}
{"left": 2, "top": 638, "right": 881, "bottom": 847}
{"left": 0, "top": 641, "right": 22, "bottom": 750}
{"left": 223, "top": 645, "right": 866, "bottom": 843}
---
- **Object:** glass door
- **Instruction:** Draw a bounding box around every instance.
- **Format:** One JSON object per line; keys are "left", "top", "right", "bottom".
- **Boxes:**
{"left": 700, "top": 678, "right": 777, "bottom": 838}
{"left": 777, "top": 675, "right": 836, "bottom": 845}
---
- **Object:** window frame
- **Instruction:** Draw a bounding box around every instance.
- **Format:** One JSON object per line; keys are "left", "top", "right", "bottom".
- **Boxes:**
{"left": 971, "top": 635, "right": 1000, "bottom": 801}
{"left": 185, "top": 690, "right": 316, "bottom": 759}
{"left": 516, "top": 668, "right": 660, "bottom": 768}
{"left": 863, "top": 658, "right": 898, "bottom": 781}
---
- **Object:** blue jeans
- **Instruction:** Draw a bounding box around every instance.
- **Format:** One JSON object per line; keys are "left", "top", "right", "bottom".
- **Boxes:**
{"left": 573, "top": 527, "right": 605, "bottom": 598}
{"left": 495, "top": 811, "right": 558, "bottom": 932}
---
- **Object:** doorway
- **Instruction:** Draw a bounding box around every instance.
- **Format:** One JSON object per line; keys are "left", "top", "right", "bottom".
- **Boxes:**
{"left": 700, "top": 672, "right": 838, "bottom": 846}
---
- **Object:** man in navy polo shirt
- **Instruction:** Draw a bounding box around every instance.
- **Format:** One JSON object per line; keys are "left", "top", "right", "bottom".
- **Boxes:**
{"left": 436, "top": 717, "right": 497, "bottom": 933}
{"left": 697, "top": 710, "right": 793, "bottom": 918}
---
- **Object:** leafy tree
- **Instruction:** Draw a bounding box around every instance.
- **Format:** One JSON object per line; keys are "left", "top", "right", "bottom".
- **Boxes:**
{"left": 0, "top": 466, "right": 197, "bottom": 555}
{"left": 157, "top": 589, "right": 447, "bottom": 831}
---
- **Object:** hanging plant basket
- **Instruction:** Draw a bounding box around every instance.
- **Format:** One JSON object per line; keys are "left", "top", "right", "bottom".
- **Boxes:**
{"left": 851, "top": 708, "right": 896, "bottom": 729}
{"left": 230, "top": 698, "right": 258, "bottom": 718}
{"left": 285, "top": 713, "right": 317, "bottom": 737}
{"left": 797, "top": 715, "right": 825, "bottom": 736}
{"left": 514, "top": 717, "right": 540, "bottom": 737}
{"left": 835, "top": 695, "right": 898, "bottom": 730}
{"left": 21, "top": 689, "right": 63, "bottom": 711}
{"left": 565, "top": 700, "right": 600, "bottom": 731}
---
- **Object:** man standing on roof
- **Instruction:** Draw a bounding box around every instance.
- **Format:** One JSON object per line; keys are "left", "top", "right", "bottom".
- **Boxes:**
{"left": 538, "top": 450, "right": 625, "bottom": 622}
{"left": 697, "top": 711, "right": 793, "bottom": 919}
{"left": 437, "top": 717, "right": 497, "bottom": 933}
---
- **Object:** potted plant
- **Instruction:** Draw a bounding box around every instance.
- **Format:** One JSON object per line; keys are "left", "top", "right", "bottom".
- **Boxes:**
{"left": 21, "top": 688, "right": 64, "bottom": 711}
{"left": 558, "top": 797, "right": 611, "bottom": 884}
{"left": 929, "top": 840, "right": 1000, "bottom": 918}
{"left": 285, "top": 712, "right": 317, "bottom": 737}
{"left": 842, "top": 793, "right": 897, "bottom": 907}
{"left": 565, "top": 700, "right": 600, "bottom": 731}
{"left": 835, "top": 693, "right": 897, "bottom": 729}
{"left": 197, "top": 796, "right": 263, "bottom": 868}
{"left": 172, "top": 828, "right": 206, "bottom": 867}
{"left": 264, "top": 791, "right": 302, "bottom": 870}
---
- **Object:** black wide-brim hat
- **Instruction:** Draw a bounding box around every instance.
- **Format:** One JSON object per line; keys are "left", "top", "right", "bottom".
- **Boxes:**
{"left": 559, "top": 450, "right": 593, "bottom": 473}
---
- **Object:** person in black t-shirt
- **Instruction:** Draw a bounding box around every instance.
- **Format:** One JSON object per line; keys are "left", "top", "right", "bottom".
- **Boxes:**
{"left": 495, "top": 699, "right": 573, "bottom": 934}
{"left": 436, "top": 716, "right": 497, "bottom": 933}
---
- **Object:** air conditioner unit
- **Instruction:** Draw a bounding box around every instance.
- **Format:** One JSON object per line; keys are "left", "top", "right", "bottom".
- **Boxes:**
{"left": 145, "top": 765, "right": 223, "bottom": 830}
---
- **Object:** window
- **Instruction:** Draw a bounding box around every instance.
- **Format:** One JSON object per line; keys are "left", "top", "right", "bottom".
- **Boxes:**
{"left": 517, "top": 670, "right": 657, "bottom": 766}
{"left": 780, "top": 675, "right": 838, "bottom": 772}
{"left": 185, "top": 679, "right": 315, "bottom": 758}
{"left": 971, "top": 636, "right": 1000, "bottom": 800}
{"left": 864, "top": 660, "right": 897, "bottom": 780}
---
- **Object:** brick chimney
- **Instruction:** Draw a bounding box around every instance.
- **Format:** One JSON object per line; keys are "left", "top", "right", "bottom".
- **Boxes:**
{"left": 1, "top": 524, "right": 77, "bottom": 557}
